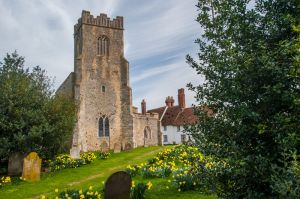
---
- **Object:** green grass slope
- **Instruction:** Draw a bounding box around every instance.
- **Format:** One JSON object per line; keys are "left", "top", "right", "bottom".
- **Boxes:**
{"left": 0, "top": 146, "right": 216, "bottom": 199}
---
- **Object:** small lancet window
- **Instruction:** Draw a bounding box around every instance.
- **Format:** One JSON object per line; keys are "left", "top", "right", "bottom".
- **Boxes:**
{"left": 98, "top": 36, "right": 109, "bottom": 56}
{"left": 102, "top": 86, "right": 106, "bottom": 92}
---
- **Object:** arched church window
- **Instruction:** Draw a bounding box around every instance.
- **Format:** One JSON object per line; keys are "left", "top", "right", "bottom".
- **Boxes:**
{"left": 98, "top": 36, "right": 109, "bottom": 56}
{"left": 105, "top": 117, "right": 110, "bottom": 137}
{"left": 98, "top": 116, "right": 110, "bottom": 137}
{"left": 98, "top": 117, "right": 104, "bottom": 137}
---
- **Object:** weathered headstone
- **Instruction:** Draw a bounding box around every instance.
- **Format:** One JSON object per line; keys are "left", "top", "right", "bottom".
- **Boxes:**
{"left": 22, "top": 152, "right": 42, "bottom": 182}
{"left": 8, "top": 152, "right": 25, "bottom": 176}
{"left": 124, "top": 143, "right": 132, "bottom": 151}
{"left": 101, "top": 141, "right": 109, "bottom": 152}
{"left": 104, "top": 171, "right": 131, "bottom": 199}
{"left": 70, "top": 147, "right": 80, "bottom": 159}
{"left": 114, "top": 143, "right": 121, "bottom": 153}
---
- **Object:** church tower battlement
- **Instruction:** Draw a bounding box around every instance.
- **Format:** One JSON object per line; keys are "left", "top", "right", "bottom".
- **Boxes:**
{"left": 74, "top": 10, "right": 124, "bottom": 34}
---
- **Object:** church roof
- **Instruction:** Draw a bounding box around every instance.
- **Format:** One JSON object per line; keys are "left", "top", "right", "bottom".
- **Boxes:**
{"left": 148, "top": 106, "right": 198, "bottom": 126}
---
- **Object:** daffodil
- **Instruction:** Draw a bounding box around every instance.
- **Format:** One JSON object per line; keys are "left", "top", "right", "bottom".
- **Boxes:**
{"left": 147, "top": 181, "right": 153, "bottom": 190}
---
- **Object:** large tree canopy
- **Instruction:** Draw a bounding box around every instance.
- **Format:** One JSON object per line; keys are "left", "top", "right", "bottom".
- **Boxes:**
{"left": 187, "top": 0, "right": 300, "bottom": 198}
{"left": 0, "top": 51, "right": 76, "bottom": 160}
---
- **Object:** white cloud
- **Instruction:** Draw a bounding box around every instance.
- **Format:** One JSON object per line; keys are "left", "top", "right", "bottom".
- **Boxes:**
{"left": 131, "top": 62, "right": 181, "bottom": 83}
{"left": 132, "top": 58, "right": 203, "bottom": 110}
{"left": 0, "top": 0, "right": 203, "bottom": 109}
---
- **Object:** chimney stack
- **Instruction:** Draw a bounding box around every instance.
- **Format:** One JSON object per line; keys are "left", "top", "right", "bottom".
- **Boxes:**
{"left": 178, "top": 88, "right": 186, "bottom": 109}
{"left": 165, "top": 96, "right": 174, "bottom": 107}
{"left": 141, "top": 99, "right": 146, "bottom": 115}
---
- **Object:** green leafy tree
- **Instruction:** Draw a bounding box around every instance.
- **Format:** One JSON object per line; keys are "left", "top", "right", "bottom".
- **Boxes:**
{"left": 186, "top": 0, "right": 300, "bottom": 198}
{"left": 0, "top": 51, "right": 76, "bottom": 160}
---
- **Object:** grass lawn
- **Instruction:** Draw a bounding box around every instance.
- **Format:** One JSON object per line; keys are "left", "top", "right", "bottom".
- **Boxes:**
{"left": 136, "top": 177, "right": 215, "bottom": 199}
{"left": 0, "top": 146, "right": 216, "bottom": 199}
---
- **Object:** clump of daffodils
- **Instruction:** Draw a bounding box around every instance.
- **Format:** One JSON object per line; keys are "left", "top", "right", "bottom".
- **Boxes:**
{"left": 47, "top": 151, "right": 100, "bottom": 172}
{"left": 130, "top": 181, "right": 152, "bottom": 199}
{"left": 125, "top": 145, "right": 225, "bottom": 192}
{"left": 41, "top": 186, "right": 102, "bottom": 199}
{"left": 0, "top": 176, "right": 11, "bottom": 188}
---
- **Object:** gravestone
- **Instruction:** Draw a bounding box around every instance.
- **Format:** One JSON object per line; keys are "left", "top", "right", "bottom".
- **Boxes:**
{"left": 70, "top": 147, "right": 80, "bottom": 159}
{"left": 8, "top": 152, "right": 25, "bottom": 176}
{"left": 124, "top": 143, "right": 132, "bottom": 151}
{"left": 22, "top": 152, "right": 42, "bottom": 182}
{"left": 114, "top": 143, "right": 121, "bottom": 153}
{"left": 104, "top": 171, "right": 131, "bottom": 199}
{"left": 101, "top": 141, "right": 109, "bottom": 152}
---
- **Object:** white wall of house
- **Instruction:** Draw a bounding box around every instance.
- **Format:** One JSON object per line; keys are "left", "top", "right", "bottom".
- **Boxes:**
{"left": 162, "top": 125, "right": 189, "bottom": 144}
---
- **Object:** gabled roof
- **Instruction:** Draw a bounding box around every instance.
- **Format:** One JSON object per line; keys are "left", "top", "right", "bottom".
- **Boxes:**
{"left": 148, "top": 106, "right": 198, "bottom": 126}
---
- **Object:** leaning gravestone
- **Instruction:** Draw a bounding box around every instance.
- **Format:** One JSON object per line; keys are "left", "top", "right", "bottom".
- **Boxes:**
{"left": 101, "top": 141, "right": 110, "bottom": 153}
{"left": 104, "top": 171, "right": 131, "bottom": 199}
{"left": 124, "top": 143, "right": 132, "bottom": 151}
{"left": 70, "top": 147, "right": 80, "bottom": 159}
{"left": 22, "top": 152, "right": 42, "bottom": 182}
{"left": 114, "top": 143, "right": 121, "bottom": 153}
{"left": 8, "top": 152, "right": 25, "bottom": 176}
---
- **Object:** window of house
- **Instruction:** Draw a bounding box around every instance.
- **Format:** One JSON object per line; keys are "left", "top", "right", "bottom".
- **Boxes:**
{"left": 102, "top": 86, "right": 106, "bottom": 92}
{"left": 163, "top": 126, "right": 167, "bottom": 131}
{"left": 163, "top": 135, "right": 168, "bottom": 142}
{"left": 181, "top": 134, "right": 186, "bottom": 143}
{"left": 177, "top": 126, "right": 181, "bottom": 132}
{"left": 98, "top": 116, "right": 109, "bottom": 137}
{"left": 98, "top": 36, "right": 109, "bottom": 56}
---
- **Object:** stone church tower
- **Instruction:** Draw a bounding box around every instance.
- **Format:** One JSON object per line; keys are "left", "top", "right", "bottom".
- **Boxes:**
{"left": 57, "top": 10, "right": 161, "bottom": 153}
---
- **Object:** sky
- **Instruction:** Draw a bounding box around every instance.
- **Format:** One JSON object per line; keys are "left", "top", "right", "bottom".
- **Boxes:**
{"left": 0, "top": 0, "right": 204, "bottom": 110}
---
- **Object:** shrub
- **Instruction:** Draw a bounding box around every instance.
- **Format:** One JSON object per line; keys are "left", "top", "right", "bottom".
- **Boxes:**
{"left": 0, "top": 52, "right": 76, "bottom": 161}
{"left": 186, "top": 0, "right": 300, "bottom": 198}
{"left": 270, "top": 158, "right": 300, "bottom": 198}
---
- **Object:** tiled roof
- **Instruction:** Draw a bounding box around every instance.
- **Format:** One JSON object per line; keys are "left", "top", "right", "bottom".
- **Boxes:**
{"left": 148, "top": 106, "right": 198, "bottom": 126}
